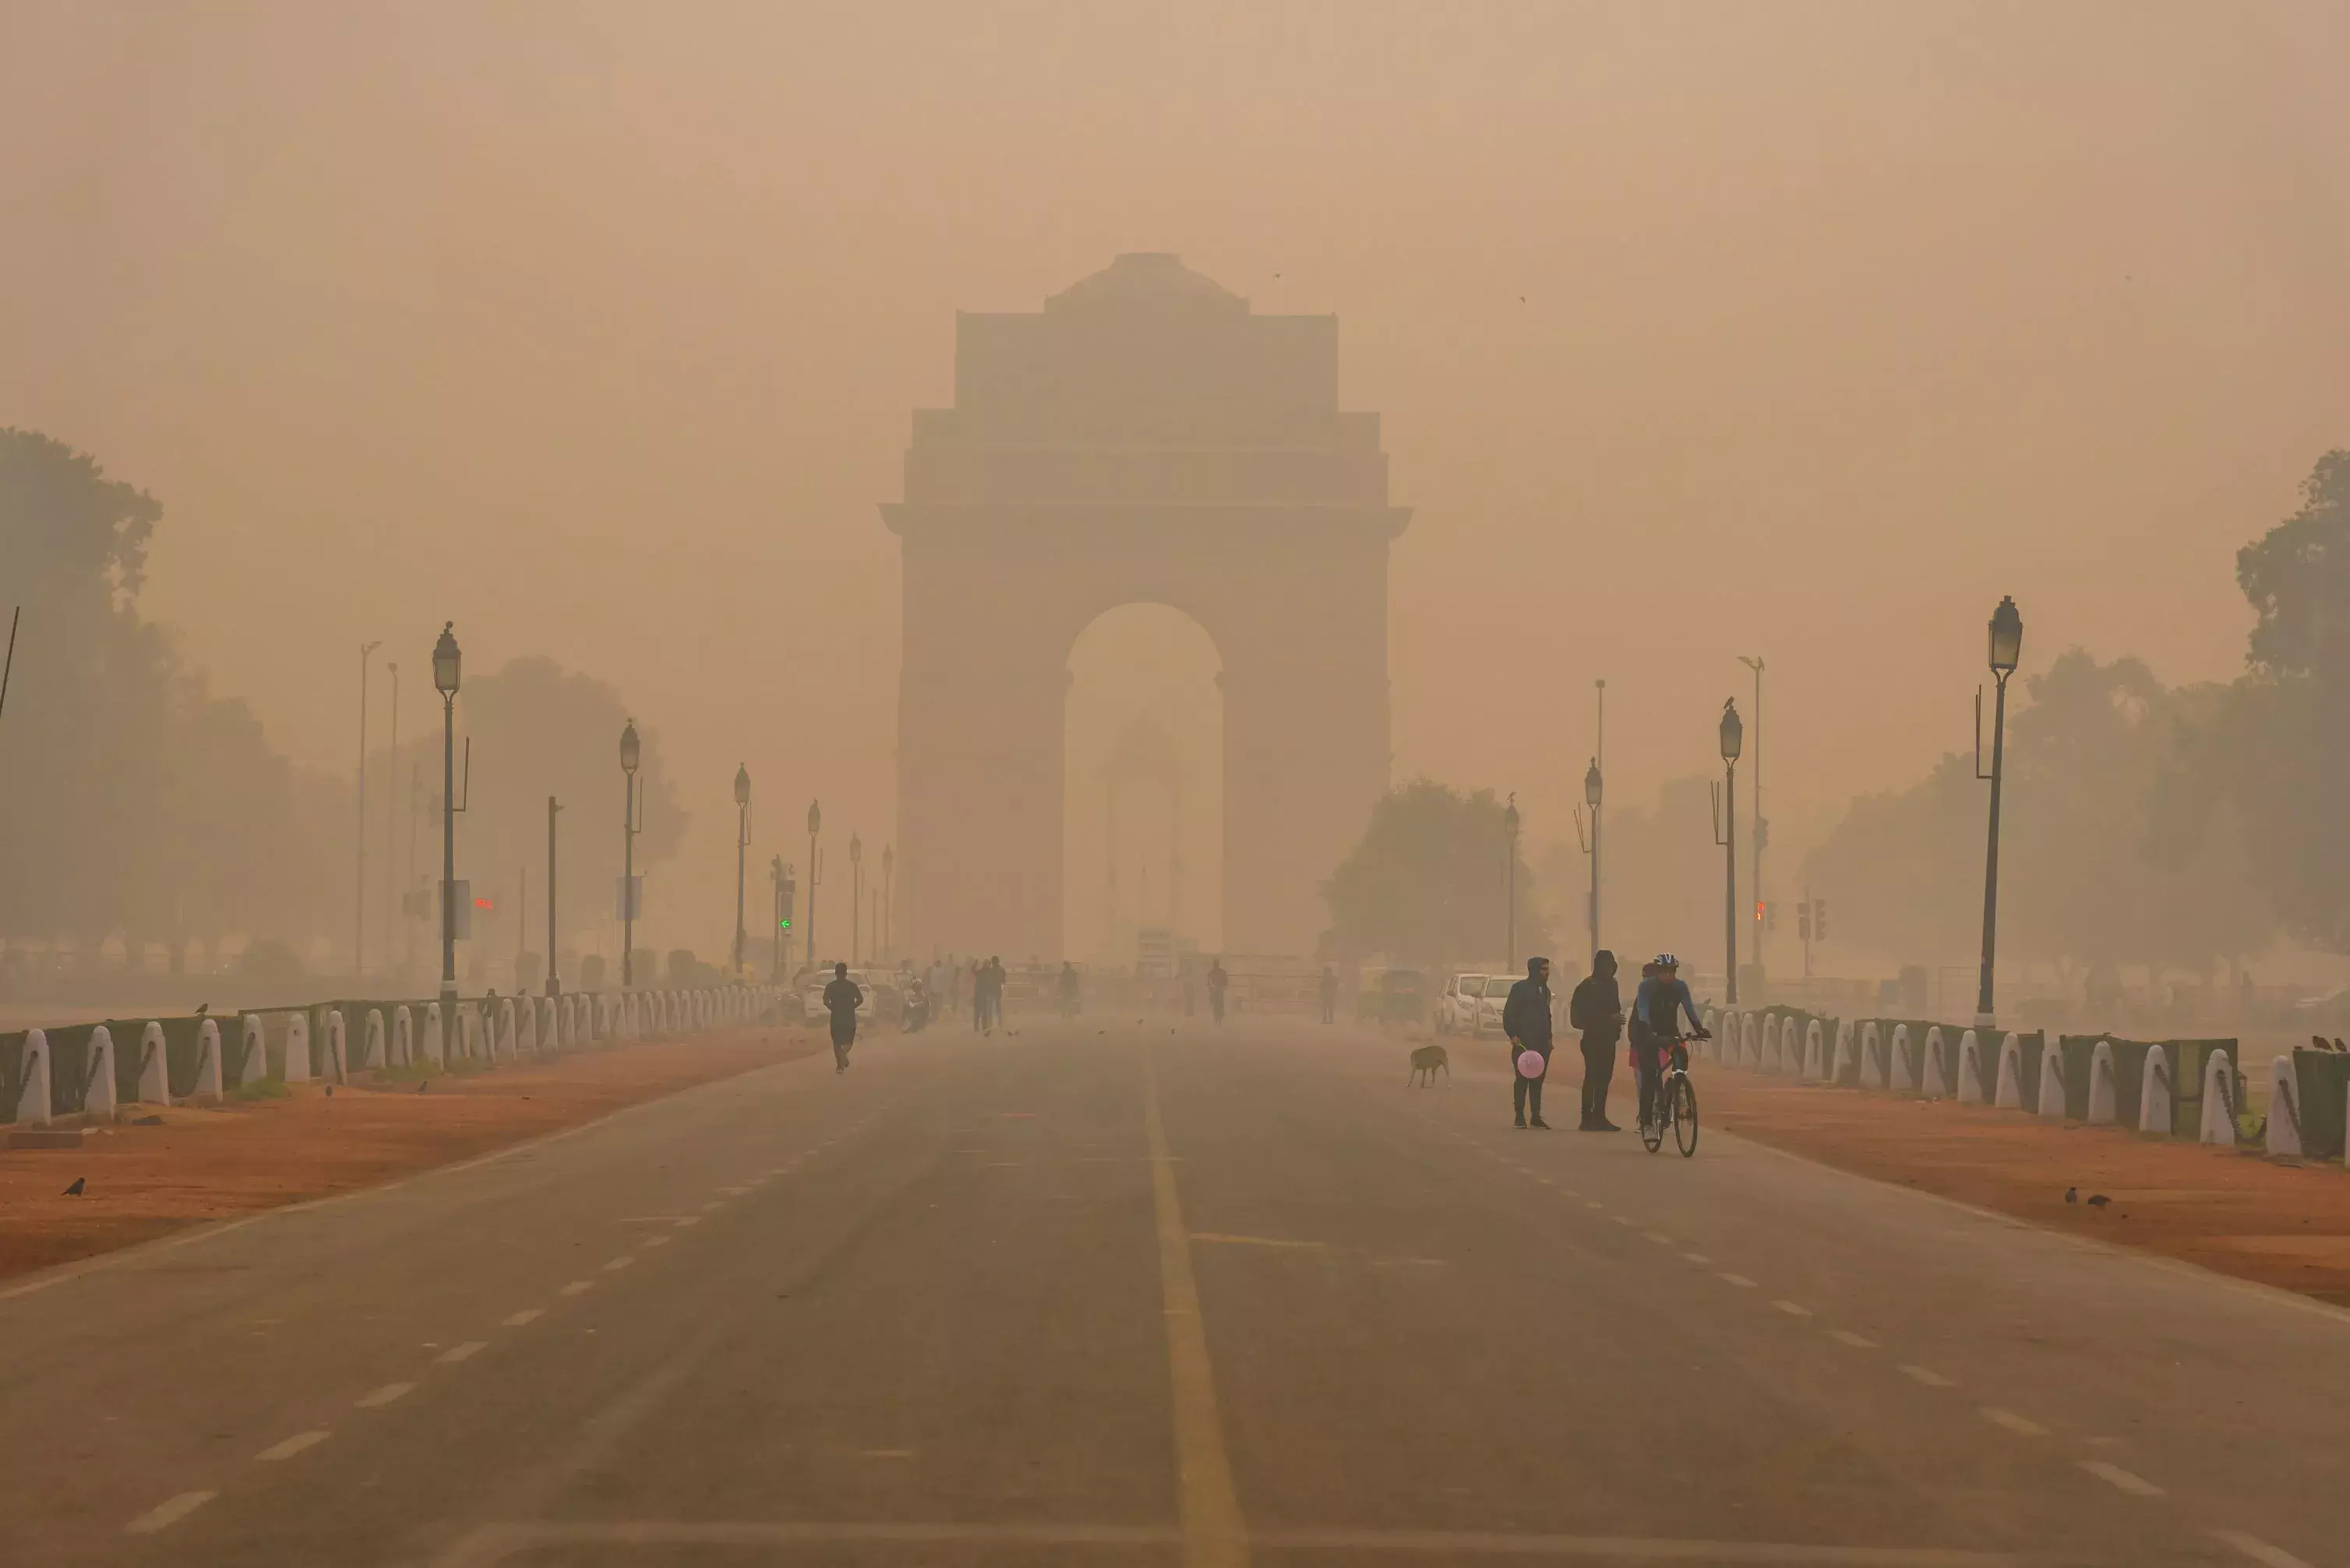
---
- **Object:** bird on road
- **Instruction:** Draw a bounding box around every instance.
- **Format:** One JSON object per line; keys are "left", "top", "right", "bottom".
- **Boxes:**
{"left": 194, "top": 1002, "right": 209, "bottom": 1018}
{"left": 62, "top": 1177, "right": 85, "bottom": 1196}
{"left": 2087, "top": 1193, "right": 2112, "bottom": 1208}
{"left": 415, "top": 1080, "right": 429, "bottom": 1094}
{"left": 2065, "top": 1186, "right": 2079, "bottom": 1203}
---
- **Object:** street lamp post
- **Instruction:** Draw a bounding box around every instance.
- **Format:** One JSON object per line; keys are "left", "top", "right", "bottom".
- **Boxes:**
{"left": 733, "top": 766, "right": 752, "bottom": 978}
{"left": 1738, "top": 655, "right": 1764, "bottom": 975}
{"left": 432, "top": 624, "right": 462, "bottom": 1012}
{"left": 385, "top": 661, "right": 400, "bottom": 979}
{"left": 806, "top": 801, "right": 821, "bottom": 967}
{"left": 849, "top": 833, "right": 864, "bottom": 968}
{"left": 545, "top": 795, "right": 562, "bottom": 995}
{"left": 1713, "top": 699, "right": 1743, "bottom": 1006}
{"left": 769, "top": 854, "right": 785, "bottom": 979}
{"left": 881, "top": 844, "right": 894, "bottom": 964}
{"left": 1583, "top": 759, "right": 1603, "bottom": 966}
{"left": 1974, "top": 597, "right": 2024, "bottom": 1026}
{"left": 619, "top": 720, "right": 641, "bottom": 988}
{"left": 355, "top": 640, "right": 381, "bottom": 978}
{"left": 1502, "top": 795, "right": 1520, "bottom": 970}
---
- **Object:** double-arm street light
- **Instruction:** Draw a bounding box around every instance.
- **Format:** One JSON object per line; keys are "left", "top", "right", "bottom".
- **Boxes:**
{"left": 619, "top": 720, "right": 641, "bottom": 987}
{"left": 732, "top": 766, "right": 753, "bottom": 977}
{"left": 1738, "top": 654, "right": 1765, "bottom": 975}
{"left": 806, "top": 800, "right": 821, "bottom": 966}
{"left": 1502, "top": 795, "right": 1520, "bottom": 970}
{"left": 432, "top": 623, "right": 463, "bottom": 1011}
{"left": 849, "top": 833, "right": 864, "bottom": 967}
{"left": 1712, "top": 698, "right": 1743, "bottom": 1006}
{"left": 1974, "top": 597, "right": 2024, "bottom": 1026}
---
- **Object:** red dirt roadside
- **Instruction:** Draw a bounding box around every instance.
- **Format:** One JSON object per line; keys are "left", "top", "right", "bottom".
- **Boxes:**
{"left": 1685, "top": 1069, "right": 2350, "bottom": 1309}
{"left": 0, "top": 1028, "right": 820, "bottom": 1284}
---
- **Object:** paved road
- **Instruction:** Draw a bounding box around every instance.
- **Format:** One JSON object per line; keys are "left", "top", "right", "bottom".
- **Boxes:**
{"left": 4, "top": 1019, "right": 2345, "bottom": 1567}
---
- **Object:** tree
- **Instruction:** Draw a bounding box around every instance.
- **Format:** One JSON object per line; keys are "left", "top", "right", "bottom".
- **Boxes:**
{"left": 1805, "top": 650, "right": 2273, "bottom": 979}
{"left": 2161, "top": 450, "right": 2350, "bottom": 952}
{"left": 1322, "top": 780, "right": 1551, "bottom": 965}
{"left": 0, "top": 429, "right": 341, "bottom": 960}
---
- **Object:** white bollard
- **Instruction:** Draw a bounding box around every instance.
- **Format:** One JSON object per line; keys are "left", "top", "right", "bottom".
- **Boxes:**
{"left": 1740, "top": 1013, "right": 1759, "bottom": 1069}
{"left": 1890, "top": 1025, "right": 1915, "bottom": 1094}
{"left": 1955, "top": 1030, "right": 1985, "bottom": 1105}
{"left": 2138, "top": 1045, "right": 2172, "bottom": 1135}
{"left": 323, "top": 1010, "right": 348, "bottom": 1084}
{"left": 364, "top": 1010, "right": 386, "bottom": 1071}
{"left": 238, "top": 1014, "right": 269, "bottom": 1088}
{"left": 393, "top": 1006, "right": 414, "bottom": 1068}
{"left": 2200, "top": 1049, "right": 2235, "bottom": 1145}
{"left": 1860, "top": 1022, "right": 1884, "bottom": 1090}
{"left": 1759, "top": 1015, "right": 1780, "bottom": 1074}
{"left": 1921, "top": 1027, "right": 1949, "bottom": 1098}
{"left": 192, "top": 1019, "right": 224, "bottom": 1101}
{"left": 1994, "top": 1033, "right": 2024, "bottom": 1109}
{"left": 1804, "top": 1020, "right": 1826, "bottom": 1082}
{"left": 517, "top": 998, "right": 537, "bottom": 1054}
{"left": 2036, "top": 1039, "right": 2067, "bottom": 1119}
{"left": 2086, "top": 1040, "right": 2119, "bottom": 1126}
{"left": 423, "top": 1003, "right": 446, "bottom": 1069}
{"left": 1831, "top": 1020, "right": 1854, "bottom": 1084}
{"left": 496, "top": 998, "right": 517, "bottom": 1059}
{"left": 462, "top": 1004, "right": 485, "bottom": 1062}
{"left": 2266, "top": 1055, "right": 2302, "bottom": 1158}
{"left": 284, "top": 1013, "right": 312, "bottom": 1082}
{"left": 84, "top": 1026, "right": 120, "bottom": 1119}
{"left": 15, "top": 1029, "right": 51, "bottom": 1125}
{"left": 136, "top": 1021, "right": 171, "bottom": 1105}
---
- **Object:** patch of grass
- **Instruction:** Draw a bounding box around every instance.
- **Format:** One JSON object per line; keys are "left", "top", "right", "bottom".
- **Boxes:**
{"left": 231, "top": 1076, "right": 290, "bottom": 1101}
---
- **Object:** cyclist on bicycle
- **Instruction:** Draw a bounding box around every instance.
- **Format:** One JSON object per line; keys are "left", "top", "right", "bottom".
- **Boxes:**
{"left": 1630, "top": 953, "right": 1710, "bottom": 1132}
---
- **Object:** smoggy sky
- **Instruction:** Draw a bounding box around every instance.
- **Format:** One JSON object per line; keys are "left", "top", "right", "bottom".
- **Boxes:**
{"left": 5, "top": 1, "right": 2347, "bottom": 957}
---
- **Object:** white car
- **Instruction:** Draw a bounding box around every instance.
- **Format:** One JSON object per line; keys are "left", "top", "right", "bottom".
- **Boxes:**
{"left": 1475, "top": 974, "right": 1519, "bottom": 1036}
{"left": 1435, "top": 973, "right": 1487, "bottom": 1036}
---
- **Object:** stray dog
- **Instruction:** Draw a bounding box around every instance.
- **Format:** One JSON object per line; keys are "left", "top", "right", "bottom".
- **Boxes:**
{"left": 1408, "top": 1043, "right": 1451, "bottom": 1087}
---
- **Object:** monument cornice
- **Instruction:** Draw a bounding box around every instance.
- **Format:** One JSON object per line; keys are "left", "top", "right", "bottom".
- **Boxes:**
{"left": 881, "top": 502, "right": 1411, "bottom": 541}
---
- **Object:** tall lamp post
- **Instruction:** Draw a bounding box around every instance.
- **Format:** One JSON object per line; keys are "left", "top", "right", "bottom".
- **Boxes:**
{"left": 545, "top": 795, "right": 562, "bottom": 995}
{"left": 806, "top": 800, "right": 821, "bottom": 965}
{"left": 732, "top": 766, "right": 753, "bottom": 978}
{"left": 769, "top": 854, "right": 785, "bottom": 979}
{"left": 432, "top": 624, "right": 462, "bottom": 1012}
{"left": 849, "top": 833, "right": 863, "bottom": 967}
{"left": 881, "top": 844, "right": 894, "bottom": 964}
{"left": 1583, "top": 759, "right": 1603, "bottom": 965}
{"left": 385, "top": 661, "right": 400, "bottom": 978}
{"left": 1974, "top": 596, "right": 2024, "bottom": 1026}
{"left": 1502, "top": 795, "right": 1520, "bottom": 970}
{"left": 1737, "top": 654, "right": 1764, "bottom": 974}
{"left": 1713, "top": 699, "right": 1743, "bottom": 1005}
{"left": 355, "top": 640, "right": 381, "bottom": 978}
{"left": 619, "top": 720, "right": 641, "bottom": 987}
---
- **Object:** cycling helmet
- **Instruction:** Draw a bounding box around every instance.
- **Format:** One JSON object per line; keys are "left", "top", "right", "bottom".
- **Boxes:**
{"left": 1653, "top": 952, "right": 1679, "bottom": 968}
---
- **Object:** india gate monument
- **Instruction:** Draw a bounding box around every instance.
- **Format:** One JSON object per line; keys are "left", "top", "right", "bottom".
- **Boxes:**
{"left": 884, "top": 253, "right": 1410, "bottom": 962}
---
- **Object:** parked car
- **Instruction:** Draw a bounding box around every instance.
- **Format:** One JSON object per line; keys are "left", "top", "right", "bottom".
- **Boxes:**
{"left": 1476, "top": 973, "right": 1518, "bottom": 1036}
{"left": 1435, "top": 973, "right": 1487, "bottom": 1036}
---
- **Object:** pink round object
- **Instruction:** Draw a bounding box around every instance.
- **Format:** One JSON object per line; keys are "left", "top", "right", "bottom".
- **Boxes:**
{"left": 1516, "top": 1050, "right": 1546, "bottom": 1080}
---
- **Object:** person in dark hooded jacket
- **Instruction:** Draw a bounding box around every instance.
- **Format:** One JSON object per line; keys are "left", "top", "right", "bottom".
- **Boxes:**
{"left": 1568, "top": 950, "right": 1625, "bottom": 1131}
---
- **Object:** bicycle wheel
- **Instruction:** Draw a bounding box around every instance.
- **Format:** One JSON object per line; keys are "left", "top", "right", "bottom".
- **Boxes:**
{"left": 1640, "top": 1091, "right": 1664, "bottom": 1154}
{"left": 1671, "top": 1073, "right": 1699, "bottom": 1158}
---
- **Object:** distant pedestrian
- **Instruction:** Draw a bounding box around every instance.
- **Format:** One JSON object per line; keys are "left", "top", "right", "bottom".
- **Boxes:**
{"left": 823, "top": 961, "right": 863, "bottom": 1073}
{"left": 1207, "top": 960, "right": 1229, "bottom": 1025}
{"left": 1504, "top": 957, "right": 1555, "bottom": 1129}
{"left": 979, "top": 955, "right": 1006, "bottom": 1034}
{"left": 1569, "top": 950, "right": 1624, "bottom": 1132}
{"left": 1318, "top": 964, "right": 1339, "bottom": 1025}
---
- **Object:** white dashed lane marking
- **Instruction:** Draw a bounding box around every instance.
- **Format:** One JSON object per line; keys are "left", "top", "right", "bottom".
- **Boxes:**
{"left": 1899, "top": 1365, "right": 1953, "bottom": 1387}
{"left": 2211, "top": 1529, "right": 2312, "bottom": 1567}
{"left": 604, "top": 1255, "right": 634, "bottom": 1273}
{"left": 1770, "top": 1300, "right": 1812, "bottom": 1318}
{"left": 559, "top": 1281, "right": 595, "bottom": 1296}
{"left": 642, "top": 1235, "right": 671, "bottom": 1248}
{"left": 2076, "top": 1460, "right": 2162, "bottom": 1497}
{"left": 1829, "top": 1330, "right": 1878, "bottom": 1348}
{"left": 356, "top": 1382, "right": 415, "bottom": 1408}
{"left": 504, "top": 1309, "right": 544, "bottom": 1327}
{"left": 125, "top": 1491, "right": 217, "bottom": 1535}
{"left": 1981, "top": 1408, "right": 2046, "bottom": 1437}
{"left": 1718, "top": 1273, "right": 1758, "bottom": 1288}
{"left": 436, "top": 1341, "right": 487, "bottom": 1365}
{"left": 673, "top": 1217, "right": 700, "bottom": 1228}
{"left": 255, "top": 1430, "right": 330, "bottom": 1461}
{"left": 1681, "top": 1253, "right": 1711, "bottom": 1266}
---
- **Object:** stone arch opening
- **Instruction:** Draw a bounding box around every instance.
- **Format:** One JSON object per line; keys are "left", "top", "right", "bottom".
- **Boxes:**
{"left": 1064, "top": 603, "right": 1223, "bottom": 964}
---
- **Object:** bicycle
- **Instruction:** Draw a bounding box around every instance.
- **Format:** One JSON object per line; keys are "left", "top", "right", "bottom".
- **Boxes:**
{"left": 1638, "top": 1032, "right": 1704, "bottom": 1158}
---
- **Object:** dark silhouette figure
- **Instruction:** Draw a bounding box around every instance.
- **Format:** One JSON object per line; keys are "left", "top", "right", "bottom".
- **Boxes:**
{"left": 1569, "top": 950, "right": 1624, "bottom": 1131}
{"left": 824, "top": 961, "right": 863, "bottom": 1073}
{"left": 1503, "top": 957, "right": 1554, "bottom": 1129}
{"left": 1318, "top": 965, "right": 1339, "bottom": 1025}
{"left": 1206, "top": 960, "right": 1229, "bottom": 1025}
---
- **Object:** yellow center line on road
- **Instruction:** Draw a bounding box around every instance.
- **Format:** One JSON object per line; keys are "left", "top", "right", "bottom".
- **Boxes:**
{"left": 1144, "top": 1052, "right": 1250, "bottom": 1568}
